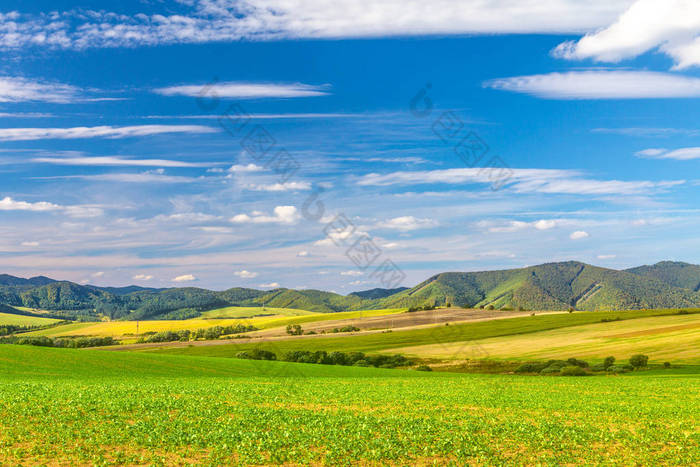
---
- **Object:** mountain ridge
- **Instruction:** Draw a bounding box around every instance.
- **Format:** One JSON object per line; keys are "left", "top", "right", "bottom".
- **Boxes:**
{"left": 1, "top": 260, "right": 699, "bottom": 320}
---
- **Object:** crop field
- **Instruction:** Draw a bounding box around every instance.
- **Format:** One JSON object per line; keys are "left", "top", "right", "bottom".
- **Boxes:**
{"left": 146, "top": 309, "right": 694, "bottom": 358}
{"left": 200, "top": 306, "right": 315, "bottom": 319}
{"left": 389, "top": 312, "right": 700, "bottom": 363}
{"left": 0, "top": 311, "right": 62, "bottom": 327}
{"left": 0, "top": 345, "right": 697, "bottom": 465}
{"left": 21, "top": 308, "right": 406, "bottom": 340}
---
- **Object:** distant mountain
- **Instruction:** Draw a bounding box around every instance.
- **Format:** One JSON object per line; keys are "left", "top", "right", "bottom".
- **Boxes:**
{"left": 376, "top": 261, "right": 700, "bottom": 311}
{"left": 349, "top": 287, "right": 409, "bottom": 300}
{"left": 1, "top": 261, "right": 699, "bottom": 320}
{"left": 626, "top": 261, "right": 700, "bottom": 292}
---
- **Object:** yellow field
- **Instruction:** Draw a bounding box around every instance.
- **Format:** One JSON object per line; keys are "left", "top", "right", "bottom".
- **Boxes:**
{"left": 201, "top": 306, "right": 315, "bottom": 319}
{"left": 387, "top": 313, "right": 700, "bottom": 363}
{"left": 20, "top": 308, "right": 407, "bottom": 340}
{"left": 0, "top": 312, "right": 63, "bottom": 327}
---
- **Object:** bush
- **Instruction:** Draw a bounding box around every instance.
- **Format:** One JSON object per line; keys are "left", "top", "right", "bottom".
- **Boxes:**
{"left": 566, "top": 358, "right": 589, "bottom": 368}
{"left": 353, "top": 360, "right": 371, "bottom": 367}
{"left": 515, "top": 362, "right": 549, "bottom": 373}
{"left": 236, "top": 349, "right": 276, "bottom": 361}
{"left": 607, "top": 365, "right": 629, "bottom": 374}
{"left": 561, "top": 365, "right": 587, "bottom": 376}
{"left": 590, "top": 363, "right": 607, "bottom": 372}
{"left": 540, "top": 367, "right": 561, "bottom": 375}
{"left": 286, "top": 324, "right": 303, "bottom": 336}
{"left": 603, "top": 356, "right": 616, "bottom": 369}
{"left": 664, "top": 361, "right": 671, "bottom": 368}
{"left": 629, "top": 354, "right": 649, "bottom": 369}
{"left": 416, "top": 365, "right": 432, "bottom": 372}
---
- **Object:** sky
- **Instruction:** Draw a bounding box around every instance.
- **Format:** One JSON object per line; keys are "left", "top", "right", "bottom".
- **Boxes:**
{"left": 1, "top": 0, "right": 700, "bottom": 292}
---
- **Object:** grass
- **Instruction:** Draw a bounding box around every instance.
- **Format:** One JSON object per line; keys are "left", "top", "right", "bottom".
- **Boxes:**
{"left": 391, "top": 312, "right": 700, "bottom": 363}
{"left": 147, "top": 309, "right": 693, "bottom": 358}
{"left": 0, "top": 344, "right": 697, "bottom": 465}
{"left": 0, "top": 312, "right": 62, "bottom": 327}
{"left": 200, "top": 306, "right": 315, "bottom": 319}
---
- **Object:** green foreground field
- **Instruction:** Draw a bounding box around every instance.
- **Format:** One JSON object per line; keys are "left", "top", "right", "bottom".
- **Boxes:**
{"left": 0, "top": 345, "right": 697, "bottom": 465}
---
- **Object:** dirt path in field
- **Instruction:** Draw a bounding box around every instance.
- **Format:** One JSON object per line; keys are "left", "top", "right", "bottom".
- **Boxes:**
{"left": 108, "top": 308, "right": 563, "bottom": 352}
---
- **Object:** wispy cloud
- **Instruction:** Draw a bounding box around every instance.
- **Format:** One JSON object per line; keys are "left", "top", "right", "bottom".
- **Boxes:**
{"left": 0, "top": 196, "right": 103, "bottom": 218}
{"left": 0, "top": 2, "right": 629, "bottom": 50}
{"left": 485, "top": 70, "right": 700, "bottom": 99}
{"left": 357, "top": 167, "right": 685, "bottom": 196}
{"left": 244, "top": 182, "right": 312, "bottom": 192}
{"left": 234, "top": 270, "right": 259, "bottom": 279}
{"left": 32, "top": 156, "right": 217, "bottom": 168}
{"left": 0, "top": 76, "right": 79, "bottom": 103}
{"left": 154, "top": 82, "right": 330, "bottom": 99}
{"left": 0, "top": 125, "right": 217, "bottom": 141}
{"left": 172, "top": 274, "right": 197, "bottom": 282}
{"left": 636, "top": 147, "right": 700, "bottom": 160}
{"left": 592, "top": 127, "right": 700, "bottom": 137}
{"left": 376, "top": 216, "right": 438, "bottom": 231}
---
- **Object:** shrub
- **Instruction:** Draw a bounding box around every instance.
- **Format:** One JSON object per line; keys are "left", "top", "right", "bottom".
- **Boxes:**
{"left": 353, "top": 360, "right": 371, "bottom": 367}
{"left": 485, "top": 305, "right": 494, "bottom": 310}
{"left": 566, "top": 358, "right": 589, "bottom": 368}
{"left": 445, "top": 303, "right": 451, "bottom": 308}
{"left": 515, "top": 362, "right": 549, "bottom": 373}
{"left": 416, "top": 365, "right": 432, "bottom": 372}
{"left": 540, "top": 367, "right": 561, "bottom": 375}
{"left": 236, "top": 349, "right": 276, "bottom": 361}
{"left": 664, "top": 361, "right": 671, "bottom": 368}
{"left": 607, "top": 365, "right": 629, "bottom": 374}
{"left": 561, "top": 365, "right": 587, "bottom": 376}
{"left": 629, "top": 354, "right": 649, "bottom": 369}
{"left": 286, "top": 324, "right": 303, "bottom": 336}
{"left": 590, "top": 363, "right": 607, "bottom": 372}
{"left": 603, "top": 356, "right": 616, "bottom": 369}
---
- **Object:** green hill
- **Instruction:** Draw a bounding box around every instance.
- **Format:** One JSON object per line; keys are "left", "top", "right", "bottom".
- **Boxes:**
{"left": 2, "top": 260, "right": 700, "bottom": 319}
{"left": 626, "top": 261, "right": 700, "bottom": 291}
{"left": 377, "top": 261, "right": 700, "bottom": 311}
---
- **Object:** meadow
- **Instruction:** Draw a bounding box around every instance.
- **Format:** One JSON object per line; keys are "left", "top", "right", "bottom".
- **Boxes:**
{"left": 0, "top": 311, "right": 63, "bottom": 327}
{"left": 0, "top": 345, "right": 697, "bottom": 465}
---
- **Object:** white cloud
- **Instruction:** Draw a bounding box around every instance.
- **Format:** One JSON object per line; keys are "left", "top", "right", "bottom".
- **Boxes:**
{"left": 32, "top": 156, "right": 215, "bottom": 168}
{"left": 486, "top": 219, "right": 560, "bottom": 233}
{"left": 133, "top": 274, "right": 154, "bottom": 281}
{"left": 155, "top": 82, "right": 329, "bottom": 98}
{"left": 42, "top": 171, "right": 199, "bottom": 184}
{"left": 357, "top": 167, "right": 683, "bottom": 196}
{"left": 0, "top": 196, "right": 61, "bottom": 212}
{"left": 0, "top": 125, "right": 217, "bottom": 141}
{"left": 172, "top": 274, "right": 197, "bottom": 282}
{"left": 20, "top": 241, "right": 39, "bottom": 247}
{"left": 234, "top": 270, "right": 259, "bottom": 278}
{"left": 0, "top": 76, "right": 79, "bottom": 103}
{"left": 244, "top": 182, "right": 312, "bottom": 192}
{"left": 376, "top": 216, "right": 438, "bottom": 231}
{"left": 636, "top": 147, "right": 700, "bottom": 160}
{"left": 259, "top": 282, "right": 280, "bottom": 288}
{"left": 92, "top": 271, "right": 104, "bottom": 278}
{"left": 597, "top": 254, "right": 617, "bottom": 259}
{"left": 229, "top": 163, "right": 264, "bottom": 173}
{"left": 485, "top": 71, "right": 700, "bottom": 99}
{"left": 554, "top": 0, "right": 700, "bottom": 70}
{"left": 533, "top": 219, "right": 558, "bottom": 230}
{"left": 340, "top": 270, "right": 363, "bottom": 277}
{"left": 0, "top": 2, "right": 632, "bottom": 50}
{"left": 570, "top": 231, "right": 590, "bottom": 240}
{"left": 230, "top": 206, "right": 300, "bottom": 224}
{"left": 297, "top": 250, "right": 309, "bottom": 257}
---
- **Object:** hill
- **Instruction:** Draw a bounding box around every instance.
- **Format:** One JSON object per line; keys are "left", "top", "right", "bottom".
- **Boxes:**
{"left": 2, "top": 260, "right": 700, "bottom": 320}
{"left": 377, "top": 261, "right": 700, "bottom": 311}
{"left": 626, "top": 261, "right": 700, "bottom": 291}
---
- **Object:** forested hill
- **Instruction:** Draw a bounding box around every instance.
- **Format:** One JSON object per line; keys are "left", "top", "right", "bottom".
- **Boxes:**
{"left": 1, "top": 260, "right": 700, "bottom": 320}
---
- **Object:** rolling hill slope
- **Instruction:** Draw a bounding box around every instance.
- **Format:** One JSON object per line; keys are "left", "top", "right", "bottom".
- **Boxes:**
{"left": 2, "top": 260, "right": 700, "bottom": 319}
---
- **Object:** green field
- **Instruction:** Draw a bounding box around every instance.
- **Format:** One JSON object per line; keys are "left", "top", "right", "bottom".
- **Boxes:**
{"left": 0, "top": 345, "right": 697, "bottom": 465}
{"left": 0, "top": 311, "right": 63, "bottom": 327}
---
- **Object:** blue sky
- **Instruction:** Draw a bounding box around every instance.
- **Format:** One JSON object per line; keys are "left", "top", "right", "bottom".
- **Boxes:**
{"left": 1, "top": 0, "right": 700, "bottom": 291}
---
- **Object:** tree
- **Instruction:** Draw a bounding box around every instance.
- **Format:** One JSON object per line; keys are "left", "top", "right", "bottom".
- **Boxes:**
{"left": 286, "top": 324, "right": 303, "bottom": 336}
{"left": 629, "top": 354, "right": 649, "bottom": 369}
{"left": 603, "top": 356, "right": 616, "bottom": 369}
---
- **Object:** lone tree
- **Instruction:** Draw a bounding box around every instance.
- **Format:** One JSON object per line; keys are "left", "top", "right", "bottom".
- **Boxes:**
{"left": 286, "top": 324, "right": 303, "bottom": 336}
{"left": 629, "top": 354, "right": 649, "bottom": 369}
